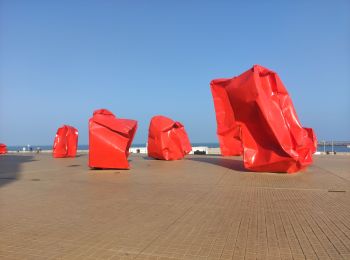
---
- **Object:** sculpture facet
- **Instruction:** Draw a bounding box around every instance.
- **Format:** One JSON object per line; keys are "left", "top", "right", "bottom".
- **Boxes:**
{"left": 53, "top": 125, "right": 78, "bottom": 158}
{"left": 211, "top": 65, "right": 316, "bottom": 173}
{"left": 89, "top": 109, "right": 137, "bottom": 169}
{"left": 0, "top": 143, "right": 7, "bottom": 154}
{"left": 148, "top": 115, "right": 192, "bottom": 160}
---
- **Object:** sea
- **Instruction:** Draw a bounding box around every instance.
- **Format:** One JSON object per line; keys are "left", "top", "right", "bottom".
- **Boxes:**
{"left": 7, "top": 143, "right": 350, "bottom": 153}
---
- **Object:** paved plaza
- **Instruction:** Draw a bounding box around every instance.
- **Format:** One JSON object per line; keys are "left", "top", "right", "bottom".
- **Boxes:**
{"left": 0, "top": 153, "right": 350, "bottom": 259}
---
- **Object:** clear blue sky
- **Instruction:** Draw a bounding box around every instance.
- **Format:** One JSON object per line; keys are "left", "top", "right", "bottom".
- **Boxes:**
{"left": 1, "top": 0, "right": 349, "bottom": 146}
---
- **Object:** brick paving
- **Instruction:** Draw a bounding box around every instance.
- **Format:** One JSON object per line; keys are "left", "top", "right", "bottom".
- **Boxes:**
{"left": 0, "top": 153, "right": 350, "bottom": 260}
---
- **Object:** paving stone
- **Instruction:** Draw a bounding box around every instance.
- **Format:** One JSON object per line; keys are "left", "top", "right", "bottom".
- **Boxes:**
{"left": 0, "top": 153, "right": 349, "bottom": 259}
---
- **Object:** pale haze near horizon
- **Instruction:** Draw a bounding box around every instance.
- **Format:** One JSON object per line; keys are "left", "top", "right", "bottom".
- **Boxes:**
{"left": 0, "top": 0, "right": 349, "bottom": 146}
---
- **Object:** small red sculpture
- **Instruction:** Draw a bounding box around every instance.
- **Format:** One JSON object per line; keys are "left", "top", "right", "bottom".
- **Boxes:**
{"left": 148, "top": 115, "right": 192, "bottom": 160}
{"left": 211, "top": 65, "right": 316, "bottom": 173}
{"left": 89, "top": 109, "right": 137, "bottom": 169}
{"left": 0, "top": 143, "right": 7, "bottom": 154}
{"left": 53, "top": 125, "right": 78, "bottom": 158}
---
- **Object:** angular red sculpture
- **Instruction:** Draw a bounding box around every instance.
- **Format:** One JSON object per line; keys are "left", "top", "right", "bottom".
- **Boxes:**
{"left": 211, "top": 65, "right": 316, "bottom": 173}
{"left": 89, "top": 109, "right": 137, "bottom": 169}
{"left": 304, "top": 127, "right": 318, "bottom": 154}
{"left": 0, "top": 143, "right": 7, "bottom": 154}
{"left": 148, "top": 115, "right": 192, "bottom": 160}
{"left": 53, "top": 125, "right": 78, "bottom": 158}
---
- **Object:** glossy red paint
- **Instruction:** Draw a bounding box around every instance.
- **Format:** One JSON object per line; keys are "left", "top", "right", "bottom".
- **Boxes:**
{"left": 148, "top": 115, "right": 192, "bottom": 160}
{"left": 211, "top": 65, "right": 316, "bottom": 173}
{"left": 53, "top": 125, "right": 78, "bottom": 158}
{"left": 0, "top": 143, "right": 7, "bottom": 154}
{"left": 89, "top": 109, "right": 137, "bottom": 169}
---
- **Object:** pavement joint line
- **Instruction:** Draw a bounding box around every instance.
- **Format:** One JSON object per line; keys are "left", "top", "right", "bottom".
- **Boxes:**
{"left": 286, "top": 204, "right": 308, "bottom": 258}
{"left": 1, "top": 154, "right": 350, "bottom": 259}
{"left": 216, "top": 186, "right": 347, "bottom": 192}
{"left": 306, "top": 192, "right": 350, "bottom": 247}
{"left": 313, "top": 165, "right": 350, "bottom": 184}
{"left": 134, "top": 205, "right": 193, "bottom": 258}
{"left": 1, "top": 168, "right": 62, "bottom": 175}
{"left": 135, "top": 169, "right": 230, "bottom": 259}
{"left": 306, "top": 207, "right": 343, "bottom": 258}
{"left": 294, "top": 200, "right": 331, "bottom": 259}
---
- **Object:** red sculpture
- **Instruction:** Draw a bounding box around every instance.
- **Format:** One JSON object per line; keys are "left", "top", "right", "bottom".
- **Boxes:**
{"left": 0, "top": 143, "right": 7, "bottom": 154}
{"left": 89, "top": 109, "right": 137, "bottom": 169}
{"left": 53, "top": 125, "right": 78, "bottom": 158}
{"left": 148, "top": 115, "right": 192, "bottom": 160}
{"left": 304, "top": 127, "right": 318, "bottom": 154}
{"left": 211, "top": 65, "right": 316, "bottom": 173}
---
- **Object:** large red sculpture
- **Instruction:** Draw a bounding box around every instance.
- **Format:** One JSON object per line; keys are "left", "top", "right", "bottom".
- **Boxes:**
{"left": 89, "top": 109, "right": 137, "bottom": 169}
{"left": 211, "top": 65, "right": 316, "bottom": 173}
{"left": 53, "top": 125, "right": 78, "bottom": 158}
{"left": 0, "top": 143, "right": 7, "bottom": 154}
{"left": 148, "top": 115, "right": 192, "bottom": 160}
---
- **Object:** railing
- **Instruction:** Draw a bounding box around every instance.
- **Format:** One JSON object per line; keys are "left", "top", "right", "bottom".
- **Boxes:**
{"left": 317, "top": 141, "right": 350, "bottom": 154}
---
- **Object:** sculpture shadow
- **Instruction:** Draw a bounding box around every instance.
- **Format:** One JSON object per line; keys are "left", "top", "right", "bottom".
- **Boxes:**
{"left": 142, "top": 156, "right": 157, "bottom": 161}
{"left": 187, "top": 156, "right": 247, "bottom": 172}
{"left": 0, "top": 154, "right": 36, "bottom": 188}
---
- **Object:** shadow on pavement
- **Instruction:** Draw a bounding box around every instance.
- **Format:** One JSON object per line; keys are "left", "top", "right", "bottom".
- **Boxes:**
{"left": 0, "top": 154, "right": 36, "bottom": 188}
{"left": 187, "top": 156, "right": 247, "bottom": 172}
{"left": 142, "top": 156, "right": 157, "bottom": 161}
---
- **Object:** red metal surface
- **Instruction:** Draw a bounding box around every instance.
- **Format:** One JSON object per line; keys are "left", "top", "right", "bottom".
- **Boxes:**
{"left": 304, "top": 127, "right": 318, "bottom": 154}
{"left": 211, "top": 65, "right": 316, "bottom": 173}
{"left": 89, "top": 109, "right": 137, "bottom": 169}
{"left": 53, "top": 125, "right": 78, "bottom": 158}
{"left": 148, "top": 115, "right": 192, "bottom": 160}
{"left": 0, "top": 143, "right": 7, "bottom": 154}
